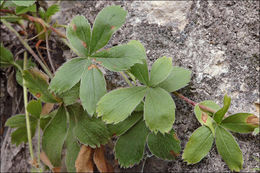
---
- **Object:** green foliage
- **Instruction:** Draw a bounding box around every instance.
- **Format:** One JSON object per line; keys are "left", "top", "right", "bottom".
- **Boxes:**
{"left": 80, "top": 67, "right": 106, "bottom": 116}
{"left": 214, "top": 94, "right": 231, "bottom": 123}
{"left": 12, "top": 0, "right": 35, "bottom": 7}
{"left": 147, "top": 129, "right": 181, "bottom": 160}
{"left": 97, "top": 86, "right": 147, "bottom": 124}
{"left": 115, "top": 120, "right": 149, "bottom": 168}
{"left": 0, "top": 44, "right": 14, "bottom": 68}
{"left": 144, "top": 87, "right": 175, "bottom": 134}
{"left": 16, "top": 4, "right": 36, "bottom": 15}
{"left": 221, "top": 113, "right": 258, "bottom": 133}
{"left": 44, "top": 4, "right": 60, "bottom": 21}
{"left": 27, "top": 100, "right": 42, "bottom": 118}
{"left": 149, "top": 56, "right": 172, "bottom": 86}
{"left": 42, "top": 106, "right": 68, "bottom": 167}
{"left": 59, "top": 83, "right": 80, "bottom": 106}
{"left": 215, "top": 125, "right": 243, "bottom": 172}
{"left": 90, "top": 5, "right": 127, "bottom": 55}
{"left": 182, "top": 126, "right": 214, "bottom": 164}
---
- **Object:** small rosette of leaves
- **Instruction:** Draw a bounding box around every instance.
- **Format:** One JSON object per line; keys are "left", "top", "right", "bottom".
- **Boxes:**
{"left": 183, "top": 95, "right": 259, "bottom": 171}
{"left": 97, "top": 55, "right": 191, "bottom": 134}
{"left": 49, "top": 6, "right": 144, "bottom": 116}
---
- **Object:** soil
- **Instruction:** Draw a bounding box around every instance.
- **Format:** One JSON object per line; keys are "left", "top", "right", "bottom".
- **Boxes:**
{"left": 1, "top": 1, "right": 259, "bottom": 172}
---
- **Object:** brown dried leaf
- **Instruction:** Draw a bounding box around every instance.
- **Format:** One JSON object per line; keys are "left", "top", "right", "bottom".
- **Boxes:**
{"left": 246, "top": 115, "right": 259, "bottom": 126}
{"left": 93, "top": 146, "right": 114, "bottom": 173}
{"left": 7, "top": 70, "right": 16, "bottom": 97}
{"left": 75, "top": 145, "right": 94, "bottom": 173}
{"left": 52, "top": 167, "right": 61, "bottom": 173}
{"left": 41, "top": 103, "right": 54, "bottom": 115}
{"left": 40, "top": 151, "right": 53, "bottom": 169}
{"left": 255, "top": 102, "right": 260, "bottom": 113}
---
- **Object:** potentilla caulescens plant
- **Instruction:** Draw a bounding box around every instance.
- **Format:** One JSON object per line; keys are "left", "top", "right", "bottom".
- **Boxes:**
{"left": 1, "top": 4, "right": 259, "bottom": 172}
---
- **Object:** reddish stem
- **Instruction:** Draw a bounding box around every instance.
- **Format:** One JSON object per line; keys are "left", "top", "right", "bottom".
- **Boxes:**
{"left": 173, "top": 92, "right": 216, "bottom": 113}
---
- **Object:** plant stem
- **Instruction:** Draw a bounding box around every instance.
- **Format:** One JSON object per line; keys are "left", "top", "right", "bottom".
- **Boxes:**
{"left": 120, "top": 71, "right": 133, "bottom": 87}
{"left": 37, "top": 120, "right": 42, "bottom": 171}
{"left": 23, "top": 52, "right": 35, "bottom": 162}
{"left": 1, "top": 19, "right": 53, "bottom": 78}
{"left": 173, "top": 92, "right": 216, "bottom": 113}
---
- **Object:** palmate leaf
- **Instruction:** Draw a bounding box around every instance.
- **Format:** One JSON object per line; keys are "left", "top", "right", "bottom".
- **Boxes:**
{"left": 67, "top": 15, "right": 91, "bottom": 57}
{"left": 147, "top": 129, "right": 181, "bottom": 160}
{"left": 45, "top": 4, "right": 60, "bottom": 20}
{"left": 90, "top": 5, "right": 127, "bottom": 55}
{"left": 49, "top": 58, "right": 90, "bottom": 94}
{"left": 91, "top": 42, "right": 144, "bottom": 72}
{"left": 149, "top": 56, "right": 172, "bottom": 87}
{"left": 107, "top": 111, "right": 142, "bottom": 136}
{"left": 144, "top": 87, "right": 175, "bottom": 134}
{"left": 23, "top": 68, "right": 58, "bottom": 103}
{"left": 5, "top": 114, "right": 28, "bottom": 128}
{"left": 97, "top": 86, "right": 147, "bottom": 124}
{"left": 214, "top": 94, "right": 231, "bottom": 123}
{"left": 215, "top": 125, "right": 243, "bottom": 172}
{"left": 194, "top": 100, "right": 220, "bottom": 135}
{"left": 115, "top": 120, "right": 149, "bottom": 168}
{"left": 42, "top": 106, "right": 68, "bottom": 167}
{"left": 182, "top": 126, "right": 214, "bottom": 164}
{"left": 65, "top": 105, "right": 81, "bottom": 172}
{"left": 221, "top": 113, "right": 258, "bottom": 133}
{"left": 80, "top": 67, "right": 106, "bottom": 116}
{"left": 74, "top": 108, "right": 110, "bottom": 148}
{"left": 158, "top": 66, "right": 191, "bottom": 92}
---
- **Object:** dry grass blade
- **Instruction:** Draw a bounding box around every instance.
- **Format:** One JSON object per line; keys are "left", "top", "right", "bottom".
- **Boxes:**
{"left": 75, "top": 145, "right": 94, "bottom": 173}
{"left": 93, "top": 145, "right": 114, "bottom": 173}
{"left": 40, "top": 151, "right": 53, "bottom": 170}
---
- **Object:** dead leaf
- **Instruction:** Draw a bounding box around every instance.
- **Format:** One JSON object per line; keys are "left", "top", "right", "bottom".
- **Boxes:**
{"left": 255, "top": 102, "right": 260, "bottom": 113}
{"left": 7, "top": 70, "right": 16, "bottom": 97}
{"left": 52, "top": 167, "right": 61, "bottom": 173}
{"left": 41, "top": 103, "right": 54, "bottom": 115}
{"left": 75, "top": 145, "right": 94, "bottom": 173}
{"left": 93, "top": 146, "right": 114, "bottom": 173}
{"left": 40, "top": 151, "right": 53, "bottom": 170}
{"left": 246, "top": 115, "right": 259, "bottom": 126}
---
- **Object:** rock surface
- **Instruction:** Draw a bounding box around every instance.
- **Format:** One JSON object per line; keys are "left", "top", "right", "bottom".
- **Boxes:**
{"left": 1, "top": 1, "right": 259, "bottom": 172}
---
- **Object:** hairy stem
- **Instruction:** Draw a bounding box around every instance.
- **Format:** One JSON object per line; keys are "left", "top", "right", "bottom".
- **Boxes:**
{"left": 23, "top": 52, "right": 35, "bottom": 162}
{"left": 1, "top": 19, "right": 53, "bottom": 78}
{"left": 120, "top": 71, "right": 133, "bottom": 87}
{"left": 173, "top": 92, "right": 216, "bottom": 113}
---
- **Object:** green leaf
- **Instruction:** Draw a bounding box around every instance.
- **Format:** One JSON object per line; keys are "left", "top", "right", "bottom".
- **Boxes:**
{"left": 91, "top": 43, "right": 143, "bottom": 72}
{"left": 182, "top": 126, "right": 214, "bottom": 164}
{"left": 42, "top": 106, "right": 68, "bottom": 167}
{"left": 194, "top": 100, "right": 220, "bottom": 135}
{"left": 12, "top": 0, "right": 35, "bottom": 7}
{"left": 65, "top": 105, "right": 80, "bottom": 172}
{"left": 147, "top": 130, "right": 181, "bottom": 160}
{"left": 253, "top": 127, "right": 259, "bottom": 136}
{"left": 128, "top": 40, "right": 149, "bottom": 85}
{"left": 158, "top": 66, "right": 191, "bottom": 92}
{"left": 80, "top": 67, "right": 106, "bottom": 115}
{"left": 115, "top": 120, "right": 149, "bottom": 168}
{"left": 45, "top": 4, "right": 60, "bottom": 20}
{"left": 49, "top": 58, "right": 90, "bottom": 94}
{"left": 215, "top": 125, "right": 243, "bottom": 172}
{"left": 97, "top": 86, "right": 147, "bottom": 124}
{"left": 67, "top": 15, "right": 91, "bottom": 57}
{"left": 144, "top": 87, "right": 175, "bottom": 134}
{"left": 5, "top": 114, "right": 27, "bottom": 128}
{"left": 214, "top": 95, "right": 231, "bottom": 123}
{"left": 27, "top": 100, "right": 42, "bottom": 119}
{"left": 74, "top": 109, "right": 110, "bottom": 148}
{"left": 149, "top": 56, "right": 172, "bottom": 87}
{"left": 0, "top": 44, "right": 14, "bottom": 68}
{"left": 11, "top": 125, "right": 36, "bottom": 146}
{"left": 221, "top": 113, "right": 258, "bottom": 133}
{"left": 23, "top": 68, "right": 58, "bottom": 103}
{"left": 108, "top": 111, "right": 142, "bottom": 136}
{"left": 15, "top": 59, "right": 36, "bottom": 86}
{"left": 40, "top": 114, "right": 52, "bottom": 130}
{"left": 59, "top": 83, "right": 79, "bottom": 106}
{"left": 16, "top": 4, "right": 36, "bottom": 15}
{"left": 90, "top": 5, "right": 127, "bottom": 55}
